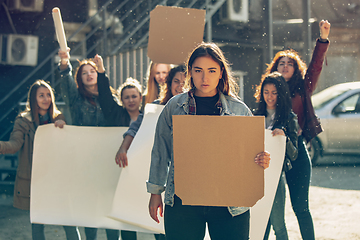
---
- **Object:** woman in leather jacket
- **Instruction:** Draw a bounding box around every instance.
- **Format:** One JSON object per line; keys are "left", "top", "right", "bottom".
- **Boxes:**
{"left": 254, "top": 20, "right": 331, "bottom": 240}
{"left": 58, "top": 50, "right": 120, "bottom": 240}
{"left": 254, "top": 72, "right": 299, "bottom": 240}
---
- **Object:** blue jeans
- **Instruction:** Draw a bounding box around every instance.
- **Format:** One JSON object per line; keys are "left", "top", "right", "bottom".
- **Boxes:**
{"left": 263, "top": 173, "right": 288, "bottom": 240}
{"left": 32, "top": 223, "right": 80, "bottom": 240}
{"left": 285, "top": 136, "right": 315, "bottom": 240}
{"left": 84, "top": 227, "right": 119, "bottom": 240}
{"left": 164, "top": 195, "right": 249, "bottom": 240}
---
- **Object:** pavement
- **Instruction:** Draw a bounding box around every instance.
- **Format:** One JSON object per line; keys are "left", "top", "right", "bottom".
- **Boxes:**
{"left": 1, "top": 154, "right": 360, "bottom": 240}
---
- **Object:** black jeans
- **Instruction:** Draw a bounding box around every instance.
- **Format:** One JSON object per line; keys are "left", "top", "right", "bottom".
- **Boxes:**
{"left": 120, "top": 229, "right": 165, "bottom": 240}
{"left": 164, "top": 195, "right": 249, "bottom": 240}
{"left": 84, "top": 227, "right": 119, "bottom": 240}
{"left": 263, "top": 173, "right": 288, "bottom": 240}
{"left": 32, "top": 224, "right": 80, "bottom": 240}
{"left": 285, "top": 136, "right": 315, "bottom": 240}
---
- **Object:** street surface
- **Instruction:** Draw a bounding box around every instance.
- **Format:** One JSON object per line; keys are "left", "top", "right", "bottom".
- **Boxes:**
{"left": 271, "top": 154, "right": 360, "bottom": 240}
{"left": 0, "top": 154, "right": 359, "bottom": 239}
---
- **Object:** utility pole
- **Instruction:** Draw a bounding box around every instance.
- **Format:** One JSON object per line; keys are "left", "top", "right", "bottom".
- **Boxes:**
{"left": 302, "top": 0, "right": 311, "bottom": 64}
{"left": 263, "top": 0, "right": 273, "bottom": 65}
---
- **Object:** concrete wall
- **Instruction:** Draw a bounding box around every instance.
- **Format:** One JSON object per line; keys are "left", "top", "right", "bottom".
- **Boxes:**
{"left": 316, "top": 27, "right": 360, "bottom": 93}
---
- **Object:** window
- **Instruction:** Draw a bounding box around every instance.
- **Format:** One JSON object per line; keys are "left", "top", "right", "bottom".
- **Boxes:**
{"left": 334, "top": 93, "right": 360, "bottom": 114}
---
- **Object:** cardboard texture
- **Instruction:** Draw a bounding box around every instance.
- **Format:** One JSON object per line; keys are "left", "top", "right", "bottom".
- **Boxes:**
{"left": 30, "top": 106, "right": 285, "bottom": 238}
{"left": 172, "top": 115, "right": 265, "bottom": 207}
{"left": 147, "top": 5, "right": 205, "bottom": 65}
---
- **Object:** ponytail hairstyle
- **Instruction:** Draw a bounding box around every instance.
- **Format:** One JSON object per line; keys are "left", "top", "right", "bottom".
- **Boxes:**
{"left": 117, "top": 77, "right": 142, "bottom": 108}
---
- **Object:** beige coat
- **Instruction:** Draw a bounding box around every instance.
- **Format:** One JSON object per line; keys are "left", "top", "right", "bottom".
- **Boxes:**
{"left": 0, "top": 112, "right": 64, "bottom": 210}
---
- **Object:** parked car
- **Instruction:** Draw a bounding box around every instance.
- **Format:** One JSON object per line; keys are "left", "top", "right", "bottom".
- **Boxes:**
{"left": 307, "top": 82, "right": 360, "bottom": 164}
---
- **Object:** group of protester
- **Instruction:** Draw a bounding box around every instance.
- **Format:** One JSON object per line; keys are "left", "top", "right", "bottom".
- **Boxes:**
{"left": 0, "top": 19, "right": 330, "bottom": 240}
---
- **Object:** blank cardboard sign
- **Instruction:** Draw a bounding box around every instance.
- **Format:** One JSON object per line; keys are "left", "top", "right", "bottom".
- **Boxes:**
{"left": 173, "top": 115, "right": 265, "bottom": 207}
{"left": 148, "top": 5, "right": 205, "bottom": 65}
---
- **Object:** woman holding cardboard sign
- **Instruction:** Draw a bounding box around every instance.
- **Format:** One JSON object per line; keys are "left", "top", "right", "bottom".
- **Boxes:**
{"left": 147, "top": 42, "right": 270, "bottom": 240}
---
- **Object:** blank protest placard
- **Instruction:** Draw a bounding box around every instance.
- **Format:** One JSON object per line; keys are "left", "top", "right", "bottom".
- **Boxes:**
{"left": 173, "top": 115, "right": 265, "bottom": 207}
{"left": 148, "top": 5, "right": 205, "bottom": 65}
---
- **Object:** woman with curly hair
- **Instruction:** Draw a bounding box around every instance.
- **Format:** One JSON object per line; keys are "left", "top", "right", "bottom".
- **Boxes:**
{"left": 254, "top": 20, "right": 331, "bottom": 240}
{"left": 115, "top": 65, "right": 186, "bottom": 168}
{"left": 113, "top": 67, "right": 184, "bottom": 240}
{"left": 254, "top": 72, "right": 299, "bottom": 240}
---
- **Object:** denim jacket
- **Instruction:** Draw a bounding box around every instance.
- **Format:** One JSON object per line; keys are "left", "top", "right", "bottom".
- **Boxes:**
{"left": 147, "top": 91, "right": 253, "bottom": 216}
{"left": 59, "top": 65, "right": 108, "bottom": 126}
{"left": 123, "top": 113, "right": 144, "bottom": 138}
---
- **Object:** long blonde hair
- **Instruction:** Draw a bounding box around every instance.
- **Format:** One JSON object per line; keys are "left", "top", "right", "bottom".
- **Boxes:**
{"left": 24, "top": 80, "right": 61, "bottom": 126}
{"left": 143, "top": 62, "right": 171, "bottom": 104}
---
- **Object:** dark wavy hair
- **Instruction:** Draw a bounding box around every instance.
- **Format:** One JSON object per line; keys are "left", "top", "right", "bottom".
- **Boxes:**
{"left": 74, "top": 59, "right": 98, "bottom": 105}
{"left": 253, "top": 72, "right": 292, "bottom": 128}
{"left": 254, "top": 49, "right": 307, "bottom": 99}
{"left": 74, "top": 59, "right": 115, "bottom": 106}
{"left": 185, "top": 42, "right": 238, "bottom": 98}
{"left": 159, "top": 65, "right": 186, "bottom": 104}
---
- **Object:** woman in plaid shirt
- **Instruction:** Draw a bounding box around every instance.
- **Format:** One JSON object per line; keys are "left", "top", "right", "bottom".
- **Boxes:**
{"left": 147, "top": 42, "right": 270, "bottom": 240}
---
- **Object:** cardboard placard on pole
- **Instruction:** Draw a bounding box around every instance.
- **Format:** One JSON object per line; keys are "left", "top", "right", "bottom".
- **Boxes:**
{"left": 147, "top": 5, "right": 205, "bottom": 65}
{"left": 173, "top": 115, "right": 265, "bottom": 207}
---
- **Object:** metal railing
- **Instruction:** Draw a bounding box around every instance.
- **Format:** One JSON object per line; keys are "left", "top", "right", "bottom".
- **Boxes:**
{"left": 0, "top": 0, "right": 162, "bottom": 139}
{"left": 0, "top": 0, "right": 227, "bottom": 140}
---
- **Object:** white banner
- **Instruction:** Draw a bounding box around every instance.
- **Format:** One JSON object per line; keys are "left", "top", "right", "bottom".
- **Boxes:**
{"left": 31, "top": 103, "right": 285, "bottom": 239}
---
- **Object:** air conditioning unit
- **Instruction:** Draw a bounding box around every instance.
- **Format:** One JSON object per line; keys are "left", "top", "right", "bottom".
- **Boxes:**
{"left": 220, "top": 0, "right": 249, "bottom": 23}
{"left": 7, "top": 0, "right": 44, "bottom": 12}
{"left": 0, "top": 34, "right": 39, "bottom": 66}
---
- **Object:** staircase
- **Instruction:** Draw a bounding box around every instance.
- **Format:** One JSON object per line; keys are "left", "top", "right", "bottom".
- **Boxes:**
{"left": 0, "top": 0, "right": 226, "bottom": 141}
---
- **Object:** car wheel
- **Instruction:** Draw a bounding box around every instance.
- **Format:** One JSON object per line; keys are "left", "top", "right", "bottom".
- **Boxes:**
{"left": 307, "top": 138, "right": 321, "bottom": 165}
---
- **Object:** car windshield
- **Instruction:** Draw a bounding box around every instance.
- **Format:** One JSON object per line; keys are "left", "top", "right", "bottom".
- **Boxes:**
{"left": 312, "top": 86, "right": 350, "bottom": 109}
